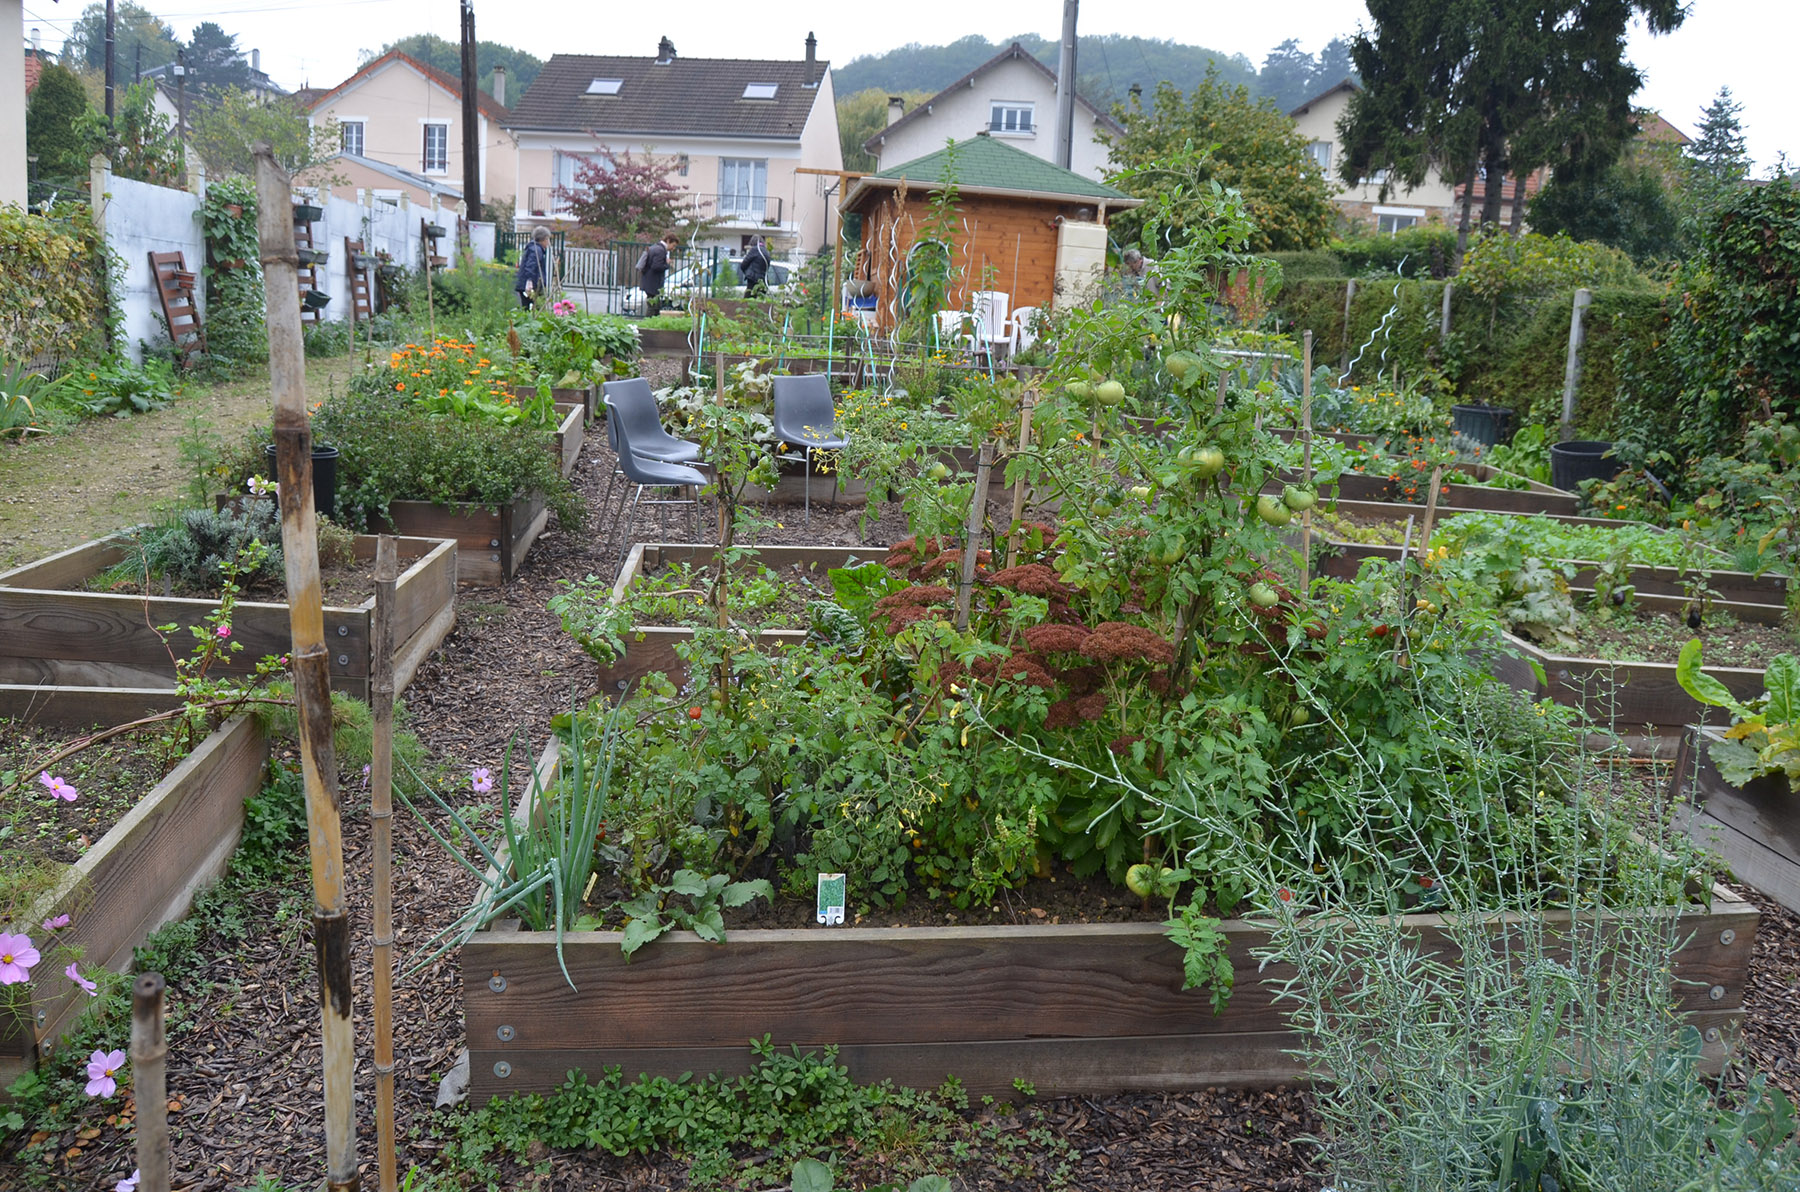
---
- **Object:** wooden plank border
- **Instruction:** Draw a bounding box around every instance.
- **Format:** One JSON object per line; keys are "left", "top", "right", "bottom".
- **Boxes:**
{"left": 1672, "top": 726, "right": 1800, "bottom": 914}
{"left": 1487, "top": 630, "right": 1767, "bottom": 733}
{"left": 381, "top": 494, "right": 547, "bottom": 587}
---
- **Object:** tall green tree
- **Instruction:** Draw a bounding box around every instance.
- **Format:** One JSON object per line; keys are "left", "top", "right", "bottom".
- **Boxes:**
{"left": 185, "top": 22, "right": 251, "bottom": 101}
{"left": 1687, "top": 87, "right": 1750, "bottom": 184}
{"left": 1526, "top": 154, "right": 1681, "bottom": 262}
{"left": 1339, "top": 0, "right": 1685, "bottom": 257}
{"left": 190, "top": 91, "right": 335, "bottom": 179}
{"left": 367, "top": 33, "right": 544, "bottom": 105}
{"left": 1100, "top": 71, "right": 1334, "bottom": 253}
{"left": 836, "top": 87, "right": 932, "bottom": 172}
{"left": 61, "top": 2, "right": 180, "bottom": 75}
{"left": 26, "top": 63, "right": 94, "bottom": 184}
{"left": 1259, "top": 39, "right": 1320, "bottom": 112}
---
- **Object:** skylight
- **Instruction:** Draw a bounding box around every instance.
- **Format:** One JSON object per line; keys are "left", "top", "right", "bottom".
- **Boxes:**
{"left": 586, "top": 78, "right": 623, "bottom": 95}
{"left": 742, "top": 83, "right": 778, "bottom": 100}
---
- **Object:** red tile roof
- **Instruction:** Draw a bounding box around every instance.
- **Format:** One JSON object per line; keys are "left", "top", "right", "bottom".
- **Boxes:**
{"left": 24, "top": 51, "right": 43, "bottom": 95}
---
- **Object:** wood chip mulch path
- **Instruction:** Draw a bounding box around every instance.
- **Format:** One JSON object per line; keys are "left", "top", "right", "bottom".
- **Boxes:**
{"left": 6, "top": 367, "right": 1796, "bottom": 1189}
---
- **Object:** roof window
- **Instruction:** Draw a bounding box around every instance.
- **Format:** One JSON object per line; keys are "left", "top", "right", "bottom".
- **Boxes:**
{"left": 742, "top": 83, "right": 778, "bottom": 100}
{"left": 586, "top": 78, "right": 623, "bottom": 95}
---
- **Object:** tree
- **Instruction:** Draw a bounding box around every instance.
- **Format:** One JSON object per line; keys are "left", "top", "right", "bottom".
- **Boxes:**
{"left": 190, "top": 90, "right": 335, "bottom": 179}
{"left": 62, "top": 2, "right": 180, "bottom": 76}
{"left": 1527, "top": 155, "right": 1682, "bottom": 262}
{"left": 1258, "top": 39, "right": 1319, "bottom": 113}
{"left": 185, "top": 22, "right": 251, "bottom": 101}
{"left": 367, "top": 33, "right": 544, "bottom": 105}
{"left": 1687, "top": 87, "right": 1749, "bottom": 184}
{"left": 836, "top": 87, "right": 932, "bottom": 172}
{"left": 26, "top": 63, "right": 94, "bottom": 184}
{"left": 104, "top": 82, "right": 186, "bottom": 186}
{"left": 1100, "top": 71, "right": 1335, "bottom": 253}
{"left": 1340, "top": 0, "right": 1685, "bottom": 258}
{"left": 555, "top": 147, "right": 688, "bottom": 245}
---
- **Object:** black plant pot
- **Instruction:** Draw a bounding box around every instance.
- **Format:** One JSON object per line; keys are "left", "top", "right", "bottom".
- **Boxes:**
{"left": 293, "top": 203, "right": 324, "bottom": 222}
{"left": 1548, "top": 439, "right": 1621, "bottom": 493}
{"left": 1451, "top": 403, "right": 1515, "bottom": 448}
{"left": 302, "top": 290, "right": 332, "bottom": 312}
{"left": 265, "top": 443, "right": 339, "bottom": 519}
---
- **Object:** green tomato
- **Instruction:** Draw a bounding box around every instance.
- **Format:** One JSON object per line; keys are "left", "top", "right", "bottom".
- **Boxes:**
{"left": 1255, "top": 495, "right": 1293, "bottom": 527}
{"left": 1125, "top": 864, "right": 1157, "bottom": 899}
{"left": 1282, "top": 484, "right": 1317, "bottom": 512}
{"left": 927, "top": 461, "right": 952, "bottom": 481}
{"left": 1065, "top": 380, "right": 1092, "bottom": 401}
{"left": 1156, "top": 534, "right": 1185, "bottom": 565}
{"left": 1288, "top": 704, "right": 1312, "bottom": 727}
{"left": 1191, "top": 446, "right": 1226, "bottom": 479}
{"left": 1127, "top": 485, "right": 1153, "bottom": 502}
{"left": 1094, "top": 380, "right": 1126, "bottom": 406}
{"left": 1248, "top": 582, "right": 1281, "bottom": 608}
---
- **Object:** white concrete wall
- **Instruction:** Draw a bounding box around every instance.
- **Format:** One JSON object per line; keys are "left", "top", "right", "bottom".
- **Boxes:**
{"left": 869, "top": 56, "right": 1113, "bottom": 182}
{"left": 297, "top": 191, "right": 459, "bottom": 322}
{"left": 96, "top": 173, "right": 205, "bottom": 360}
{"left": 1, "top": 0, "right": 27, "bottom": 207}
{"left": 468, "top": 220, "right": 495, "bottom": 261}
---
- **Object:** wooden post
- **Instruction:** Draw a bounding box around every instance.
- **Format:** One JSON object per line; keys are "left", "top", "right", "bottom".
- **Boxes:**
{"left": 1560, "top": 287, "right": 1592, "bottom": 442}
{"left": 956, "top": 441, "right": 995, "bottom": 630}
{"left": 1214, "top": 369, "right": 1229, "bottom": 416}
{"left": 714, "top": 351, "right": 728, "bottom": 549}
{"left": 1417, "top": 464, "right": 1447, "bottom": 567}
{"left": 253, "top": 145, "right": 361, "bottom": 1192}
{"left": 1439, "top": 281, "right": 1453, "bottom": 338}
{"left": 1006, "top": 391, "right": 1035, "bottom": 569}
{"left": 1300, "top": 331, "right": 1313, "bottom": 593}
{"left": 370, "top": 535, "right": 399, "bottom": 1192}
{"left": 423, "top": 219, "right": 437, "bottom": 341}
{"left": 1340, "top": 278, "right": 1357, "bottom": 373}
{"left": 131, "top": 973, "right": 169, "bottom": 1192}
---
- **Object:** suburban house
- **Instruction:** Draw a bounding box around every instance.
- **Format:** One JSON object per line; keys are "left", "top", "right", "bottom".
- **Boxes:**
{"left": 142, "top": 48, "right": 285, "bottom": 104}
{"left": 839, "top": 133, "right": 1140, "bottom": 333}
{"left": 1288, "top": 78, "right": 1459, "bottom": 232}
{"left": 298, "top": 49, "right": 517, "bottom": 208}
{"left": 862, "top": 41, "right": 1121, "bottom": 183}
{"left": 503, "top": 34, "right": 841, "bottom": 254}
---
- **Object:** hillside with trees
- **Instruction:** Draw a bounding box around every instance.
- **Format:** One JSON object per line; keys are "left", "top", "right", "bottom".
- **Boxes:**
{"left": 362, "top": 34, "right": 543, "bottom": 106}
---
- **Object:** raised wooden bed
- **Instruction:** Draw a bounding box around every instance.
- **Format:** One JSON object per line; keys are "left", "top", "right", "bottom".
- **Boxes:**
{"left": 0, "top": 714, "right": 269, "bottom": 1087}
{"left": 594, "top": 543, "right": 874, "bottom": 694}
{"left": 1302, "top": 463, "right": 1579, "bottom": 516}
{"left": 513, "top": 385, "right": 599, "bottom": 423}
{"left": 0, "top": 534, "right": 458, "bottom": 701}
{"left": 460, "top": 744, "right": 1757, "bottom": 1101}
{"left": 1673, "top": 725, "right": 1800, "bottom": 914}
{"left": 552, "top": 401, "right": 585, "bottom": 479}
{"left": 378, "top": 492, "right": 546, "bottom": 587}
{"left": 1487, "top": 630, "right": 1770, "bottom": 735}
{"left": 638, "top": 328, "right": 691, "bottom": 355}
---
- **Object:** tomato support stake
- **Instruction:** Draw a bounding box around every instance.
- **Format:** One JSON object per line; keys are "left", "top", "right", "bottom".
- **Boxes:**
{"left": 370, "top": 535, "right": 400, "bottom": 1192}
{"left": 254, "top": 144, "right": 362, "bottom": 1192}
{"left": 131, "top": 973, "right": 170, "bottom": 1192}
{"left": 1300, "top": 330, "right": 1314, "bottom": 593}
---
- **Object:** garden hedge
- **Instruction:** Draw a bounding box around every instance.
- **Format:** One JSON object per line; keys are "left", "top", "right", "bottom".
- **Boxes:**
{"left": 0, "top": 204, "right": 109, "bottom": 368}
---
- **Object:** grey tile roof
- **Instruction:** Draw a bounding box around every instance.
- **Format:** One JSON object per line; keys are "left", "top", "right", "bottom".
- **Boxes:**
{"left": 508, "top": 52, "right": 829, "bottom": 138}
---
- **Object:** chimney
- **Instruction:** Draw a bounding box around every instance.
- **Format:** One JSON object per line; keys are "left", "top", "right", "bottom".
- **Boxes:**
{"left": 887, "top": 96, "right": 906, "bottom": 126}
{"left": 492, "top": 64, "right": 506, "bottom": 107}
{"left": 657, "top": 36, "right": 677, "bottom": 62}
{"left": 251, "top": 48, "right": 261, "bottom": 74}
{"left": 805, "top": 32, "right": 817, "bottom": 65}
{"left": 1128, "top": 83, "right": 1141, "bottom": 104}
{"left": 30, "top": 27, "right": 40, "bottom": 56}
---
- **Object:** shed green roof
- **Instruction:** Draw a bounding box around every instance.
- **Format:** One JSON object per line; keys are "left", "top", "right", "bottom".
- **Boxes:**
{"left": 872, "top": 135, "right": 1133, "bottom": 202}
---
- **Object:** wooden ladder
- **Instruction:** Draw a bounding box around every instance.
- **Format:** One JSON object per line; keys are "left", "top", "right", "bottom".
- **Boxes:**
{"left": 345, "top": 237, "right": 373, "bottom": 324}
{"left": 296, "top": 210, "right": 322, "bottom": 324}
{"left": 148, "top": 250, "right": 204, "bottom": 368}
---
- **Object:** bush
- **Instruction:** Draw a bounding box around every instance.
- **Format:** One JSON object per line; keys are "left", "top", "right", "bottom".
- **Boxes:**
{"left": 1332, "top": 224, "right": 1459, "bottom": 278}
{"left": 1267, "top": 250, "right": 1344, "bottom": 283}
{"left": 0, "top": 203, "right": 109, "bottom": 367}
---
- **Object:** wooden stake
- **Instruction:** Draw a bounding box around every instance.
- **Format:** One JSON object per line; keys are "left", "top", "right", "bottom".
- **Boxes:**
{"left": 254, "top": 144, "right": 360, "bottom": 1192}
{"left": 1214, "top": 369, "right": 1229, "bottom": 417}
{"left": 1417, "top": 463, "right": 1446, "bottom": 567}
{"left": 1300, "top": 330, "right": 1314, "bottom": 594}
{"left": 956, "top": 441, "right": 995, "bottom": 630}
{"left": 1006, "top": 390, "right": 1035, "bottom": 569}
{"left": 370, "top": 534, "right": 399, "bottom": 1192}
{"left": 131, "top": 973, "right": 170, "bottom": 1192}
{"left": 423, "top": 219, "right": 437, "bottom": 341}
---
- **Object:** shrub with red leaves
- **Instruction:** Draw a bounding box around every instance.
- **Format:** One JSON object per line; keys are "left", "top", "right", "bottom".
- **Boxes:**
{"left": 1023, "top": 623, "right": 1091, "bottom": 653}
{"left": 1080, "top": 622, "right": 1175, "bottom": 666}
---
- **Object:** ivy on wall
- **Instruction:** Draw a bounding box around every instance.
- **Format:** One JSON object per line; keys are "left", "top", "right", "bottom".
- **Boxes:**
{"left": 0, "top": 203, "right": 109, "bottom": 366}
{"left": 201, "top": 177, "right": 268, "bottom": 367}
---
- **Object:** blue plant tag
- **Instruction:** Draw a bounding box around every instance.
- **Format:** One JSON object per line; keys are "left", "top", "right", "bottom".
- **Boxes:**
{"left": 816, "top": 873, "right": 846, "bottom": 925}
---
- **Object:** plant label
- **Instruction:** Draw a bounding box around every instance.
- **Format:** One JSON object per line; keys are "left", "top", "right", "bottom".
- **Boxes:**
{"left": 816, "top": 873, "right": 847, "bottom": 925}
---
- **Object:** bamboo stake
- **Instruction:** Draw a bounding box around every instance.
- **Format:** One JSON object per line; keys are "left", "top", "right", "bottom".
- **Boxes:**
{"left": 423, "top": 219, "right": 437, "bottom": 341}
{"left": 1214, "top": 369, "right": 1229, "bottom": 417}
{"left": 131, "top": 973, "right": 170, "bottom": 1192}
{"left": 1301, "top": 331, "right": 1314, "bottom": 593}
{"left": 1006, "top": 390, "right": 1035, "bottom": 569}
{"left": 956, "top": 441, "right": 995, "bottom": 630}
{"left": 1417, "top": 463, "right": 1447, "bottom": 568}
{"left": 254, "top": 145, "right": 360, "bottom": 1192}
{"left": 370, "top": 534, "right": 399, "bottom": 1192}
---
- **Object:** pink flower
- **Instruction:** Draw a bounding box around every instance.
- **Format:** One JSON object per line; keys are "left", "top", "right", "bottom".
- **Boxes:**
{"left": 0, "top": 933, "right": 39, "bottom": 984}
{"left": 117, "top": 1171, "right": 141, "bottom": 1192}
{"left": 470, "top": 767, "right": 493, "bottom": 795}
{"left": 42, "top": 914, "right": 71, "bottom": 931}
{"left": 67, "top": 963, "right": 98, "bottom": 997}
{"left": 39, "top": 772, "right": 78, "bottom": 801}
{"left": 85, "top": 1048, "right": 125, "bottom": 1097}
{"left": 215, "top": 624, "right": 232, "bottom": 639}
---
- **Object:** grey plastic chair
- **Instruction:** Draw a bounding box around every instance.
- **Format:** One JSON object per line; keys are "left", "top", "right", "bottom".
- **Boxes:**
{"left": 770, "top": 373, "right": 848, "bottom": 521}
{"left": 603, "top": 378, "right": 703, "bottom": 464}
{"left": 606, "top": 400, "right": 708, "bottom": 563}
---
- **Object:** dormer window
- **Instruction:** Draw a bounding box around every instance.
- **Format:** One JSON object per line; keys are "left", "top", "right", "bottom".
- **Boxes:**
{"left": 742, "top": 83, "right": 778, "bottom": 100}
{"left": 586, "top": 78, "right": 622, "bottom": 95}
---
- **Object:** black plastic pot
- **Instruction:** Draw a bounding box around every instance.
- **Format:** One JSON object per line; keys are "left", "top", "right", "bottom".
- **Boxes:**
{"left": 301, "top": 290, "right": 332, "bottom": 311}
{"left": 293, "top": 203, "right": 324, "bottom": 222}
{"left": 297, "top": 247, "right": 329, "bottom": 266}
{"left": 265, "top": 443, "right": 339, "bottom": 518}
{"left": 1548, "top": 439, "right": 1621, "bottom": 493}
{"left": 1451, "top": 403, "right": 1515, "bottom": 448}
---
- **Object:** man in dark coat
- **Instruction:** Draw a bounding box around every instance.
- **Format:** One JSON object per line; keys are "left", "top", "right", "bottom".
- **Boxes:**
{"left": 740, "top": 235, "right": 771, "bottom": 298}
{"left": 514, "top": 226, "right": 552, "bottom": 308}
{"left": 640, "top": 232, "right": 680, "bottom": 314}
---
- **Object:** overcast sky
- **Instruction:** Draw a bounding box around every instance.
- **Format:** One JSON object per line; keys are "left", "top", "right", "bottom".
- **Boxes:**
{"left": 20, "top": 0, "right": 1791, "bottom": 173}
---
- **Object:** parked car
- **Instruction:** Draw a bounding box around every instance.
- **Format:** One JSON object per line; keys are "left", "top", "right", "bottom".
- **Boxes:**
{"left": 636, "top": 256, "right": 803, "bottom": 308}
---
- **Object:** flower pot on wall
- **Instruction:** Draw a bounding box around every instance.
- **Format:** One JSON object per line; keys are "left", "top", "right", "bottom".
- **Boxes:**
{"left": 293, "top": 203, "right": 324, "bottom": 222}
{"left": 301, "top": 290, "right": 332, "bottom": 312}
{"left": 297, "top": 247, "right": 329, "bottom": 267}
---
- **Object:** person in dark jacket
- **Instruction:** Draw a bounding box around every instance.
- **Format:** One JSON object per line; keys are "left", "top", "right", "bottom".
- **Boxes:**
{"left": 514, "top": 226, "right": 551, "bottom": 308}
{"left": 740, "top": 235, "right": 771, "bottom": 298}
{"left": 639, "top": 232, "right": 680, "bottom": 314}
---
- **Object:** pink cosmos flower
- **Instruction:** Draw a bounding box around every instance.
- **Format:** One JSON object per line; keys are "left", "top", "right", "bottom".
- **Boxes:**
{"left": 216, "top": 624, "right": 232, "bottom": 639}
{"left": 42, "top": 914, "right": 71, "bottom": 931}
{"left": 39, "top": 772, "right": 79, "bottom": 801}
{"left": 117, "top": 1171, "right": 141, "bottom": 1192}
{"left": 67, "top": 962, "right": 98, "bottom": 997}
{"left": 0, "top": 933, "right": 38, "bottom": 983}
{"left": 85, "top": 1048, "right": 126, "bottom": 1097}
{"left": 470, "top": 767, "right": 493, "bottom": 795}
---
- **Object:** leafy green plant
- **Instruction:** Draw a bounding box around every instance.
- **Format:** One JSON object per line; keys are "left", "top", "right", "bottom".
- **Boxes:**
{"left": 595, "top": 867, "right": 773, "bottom": 959}
{"left": 1677, "top": 638, "right": 1800, "bottom": 788}
{"left": 790, "top": 1157, "right": 950, "bottom": 1192}
{"left": 57, "top": 353, "right": 181, "bottom": 418}
{"left": 201, "top": 178, "right": 267, "bottom": 368}
{"left": 123, "top": 502, "right": 287, "bottom": 592}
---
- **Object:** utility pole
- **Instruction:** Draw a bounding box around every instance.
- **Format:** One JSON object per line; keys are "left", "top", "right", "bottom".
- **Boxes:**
{"left": 459, "top": 0, "right": 482, "bottom": 223}
{"left": 175, "top": 50, "right": 186, "bottom": 146}
{"left": 104, "top": 0, "right": 116, "bottom": 124}
{"left": 1054, "top": 0, "right": 1078, "bottom": 170}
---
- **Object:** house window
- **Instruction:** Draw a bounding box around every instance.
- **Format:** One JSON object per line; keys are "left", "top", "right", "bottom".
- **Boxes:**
{"left": 719, "top": 158, "right": 767, "bottom": 218}
{"left": 1305, "top": 140, "right": 1331, "bottom": 171}
{"left": 1370, "top": 167, "right": 1391, "bottom": 185}
{"left": 586, "top": 78, "right": 623, "bottom": 95}
{"left": 989, "top": 103, "right": 1034, "bottom": 135}
{"left": 1373, "top": 205, "right": 1424, "bottom": 235}
{"left": 422, "top": 123, "right": 448, "bottom": 173}
{"left": 677, "top": 154, "right": 689, "bottom": 177}
{"left": 340, "top": 120, "right": 364, "bottom": 157}
{"left": 742, "top": 83, "right": 778, "bottom": 100}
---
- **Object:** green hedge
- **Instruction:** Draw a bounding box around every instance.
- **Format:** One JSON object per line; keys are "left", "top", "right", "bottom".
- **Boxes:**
{"left": 0, "top": 204, "right": 109, "bottom": 366}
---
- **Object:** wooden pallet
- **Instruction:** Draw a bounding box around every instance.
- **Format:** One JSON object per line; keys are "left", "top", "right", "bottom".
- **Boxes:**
{"left": 148, "top": 250, "right": 204, "bottom": 367}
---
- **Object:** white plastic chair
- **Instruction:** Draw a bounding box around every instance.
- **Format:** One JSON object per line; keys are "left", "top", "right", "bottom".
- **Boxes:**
{"left": 934, "top": 310, "right": 974, "bottom": 354}
{"left": 971, "top": 291, "right": 1011, "bottom": 349}
{"left": 1008, "top": 305, "right": 1040, "bottom": 354}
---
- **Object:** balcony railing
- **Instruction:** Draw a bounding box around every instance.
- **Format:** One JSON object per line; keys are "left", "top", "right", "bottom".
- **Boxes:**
{"left": 524, "top": 189, "right": 787, "bottom": 228}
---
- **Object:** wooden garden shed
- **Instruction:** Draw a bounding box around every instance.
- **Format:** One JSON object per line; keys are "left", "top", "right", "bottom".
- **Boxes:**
{"left": 839, "top": 134, "right": 1140, "bottom": 335}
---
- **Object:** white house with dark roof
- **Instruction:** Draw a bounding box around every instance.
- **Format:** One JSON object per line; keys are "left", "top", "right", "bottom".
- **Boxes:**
{"left": 862, "top": 42, "right": 1122, "bottom": 183}
{"left": 505, "top": 34, "right": 841, "bottom": 253}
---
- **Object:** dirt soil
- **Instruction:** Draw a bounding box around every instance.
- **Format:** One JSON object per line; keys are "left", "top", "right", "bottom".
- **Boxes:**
{"left": 1558, "top": 605, "right": 1799, "bottom": 670}
{"left": 0, "top": 355, "right": 358, "bottom": 571}
{"left": 0, "top": 721, "right": 176, "bottom": 866}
